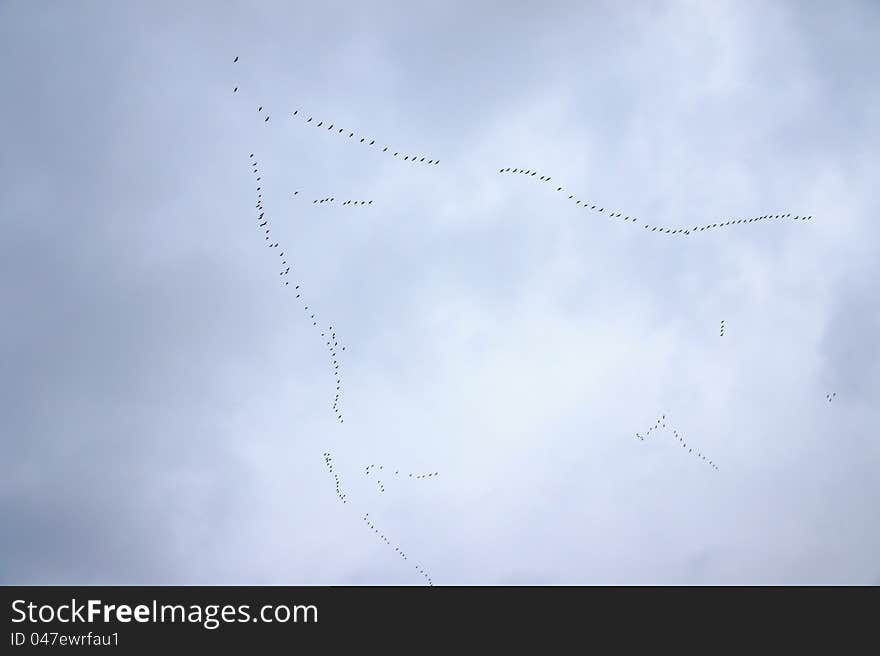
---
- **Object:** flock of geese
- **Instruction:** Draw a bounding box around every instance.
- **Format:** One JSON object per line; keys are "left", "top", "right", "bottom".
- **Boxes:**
{"left": 310, "top": 197, "right": 374, "bottom": 206}
{"left": 363, "top": 513, "right": 433, "bottom": 586}
{"left": 364, "top": 464, "right": 440, "bottom": 494}
{"left": 321, "top": 451, "right": 436, "bottom": 583}
{"left": 235, "top": 57, "right": 437, "bottom": 583}
{"left": 323, "top": 452, "right": 348, "bottom": 504}
{"left": 635, "top": 414, "right": 719, "bottom": 471}
{"left": 291, "top": 108, "right": 440, "bottom": 167}
{"left": 230, "top": 54, "right": 836, "bottom": 585}
{"left": 248, "top": 152, "right": 346, "bottom": 424}
{"left": 233, "top": 55, "right": 436, "bottom": 586}
{"left": 497, "top": 167, "right": 812, "bottom": 236}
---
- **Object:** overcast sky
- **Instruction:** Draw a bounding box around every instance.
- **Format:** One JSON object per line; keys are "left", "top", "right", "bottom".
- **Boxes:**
{"left": 1, "top": 0, "right": 878, "bottom": 585}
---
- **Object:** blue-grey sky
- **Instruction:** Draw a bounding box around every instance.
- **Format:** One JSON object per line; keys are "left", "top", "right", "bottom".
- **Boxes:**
{"left": 1, "top": 0, "right": 878, "bottom": 584}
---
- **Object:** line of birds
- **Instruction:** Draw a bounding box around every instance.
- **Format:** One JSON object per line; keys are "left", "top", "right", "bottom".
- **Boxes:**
{"left": 825, "top": 392, "right": 837, "bottom": 403}
{"left": 321, "top": 452, "right": 434, "bottom": 586}
{"left": 498, "top": 167, "right": 812, "bottom": 236}
{"left": 249, "top": 153, "right": 346, "bottom": 424}
{"left": 720, "top": 320, "right": 725, "bottom": 338}
{"left": 310, "top": 197, "right": 374, "bottom": 206}
{"left": 636, "top": 413, "right": 719, "bottom": 471}
{"left": 232, "top": 57, "right": 267, "bottom": 122}
{"left": 291, "top": 108, "right": 440, "bottom": 167}
{"left": 364, "top": 464, "right": 440, "bottom": 494}
{"left": 233, "top": 59, "right": 439, "bottom": 167}
{"left": 363, "top": 513, "right": 433, "bottom": 586}
{"left": 236, "top": 70, "right": 358, "bottom": 426}
{"left": 323, "top": 452, "right": 348, "bottom": 504}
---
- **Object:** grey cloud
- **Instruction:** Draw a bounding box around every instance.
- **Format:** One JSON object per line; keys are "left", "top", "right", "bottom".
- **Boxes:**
{"left": 1, "top": 0, "right": 878, "bottom": 585}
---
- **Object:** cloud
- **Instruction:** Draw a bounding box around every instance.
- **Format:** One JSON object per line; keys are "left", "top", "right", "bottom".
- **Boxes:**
{"left": 1, "top": 0, "right": 878, "bottom": 584}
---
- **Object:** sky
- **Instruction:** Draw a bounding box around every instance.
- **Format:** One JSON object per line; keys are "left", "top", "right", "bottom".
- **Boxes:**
{"left": 1, "top": 0, "right": 878, "bottom": 585}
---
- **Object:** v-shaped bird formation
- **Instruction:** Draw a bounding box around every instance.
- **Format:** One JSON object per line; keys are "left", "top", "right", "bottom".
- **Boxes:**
{"left": 825, "top": 392, "right": 837, "bottom": 403}
{"left": 636, "top": 413, "right": 718, "bottom": 471}
{"left": 498, "top": 167, "right": 812, "bottom": 236}
{"left": 322, "top": 451, "right": 435, "bottom": 585}
{"left": 364, "top": 464, "right": 440, "bottom": 494}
